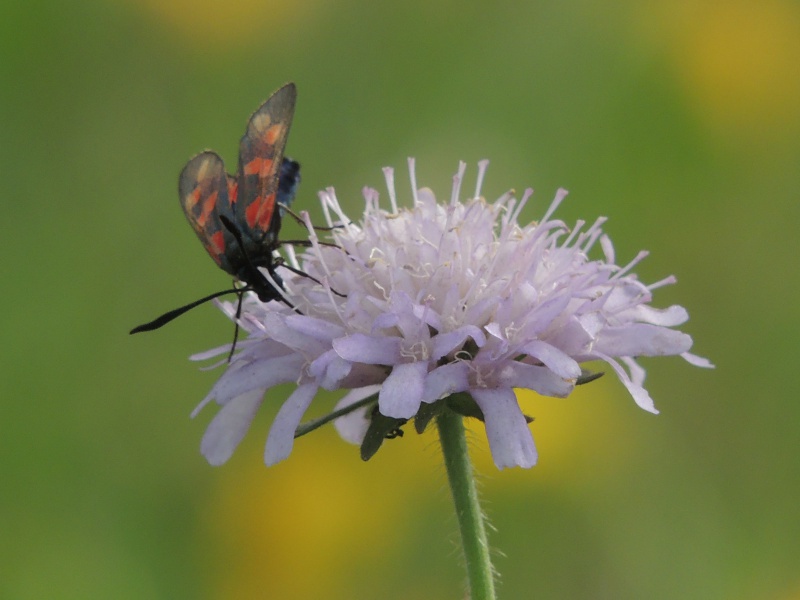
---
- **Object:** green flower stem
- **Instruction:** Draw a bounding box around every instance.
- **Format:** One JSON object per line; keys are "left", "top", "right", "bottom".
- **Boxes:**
{"left": 436, "top": 407, "right": 497, "bottom": 600}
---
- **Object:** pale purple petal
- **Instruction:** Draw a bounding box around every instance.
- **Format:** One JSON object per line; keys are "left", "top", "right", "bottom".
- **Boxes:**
{"left": 471, "top": 388, "right": 537, "bottom": 469}
{"left": 483, "top": 323, "right": 510, "bottom": 357}
{"left": 337, "top": 364, "right": 391, "bottom": 388}
{"left": 264, "top": 383, "right": 319, "bottom": 465}
{"left": 309, "top": 349, "right": 353, "bottom": 390}
{"left": 333, "top": 333, "right": 403, "bottom": 364}
{"left": 260, "top": 312, "right": 328, "bottom": 355}
{"left": 594, "top": 324, "right": 692, "bottom": 357}
{"left": 630, "top": 304, "right": 689, "bottom": 327}
{"left": 578, "top": 312, "right": 605, "bottom": 339}
{"left": 422, "top": 361, "right": 470, "bottom": 402}
{"left": 206, "top": 353, "right": 305, "bottom": 406}
{"left": 190, "top": 343, "right": 234, "bottom": 362}
{"left": 200, "top": 389, "right": 265, "bottom": 466}
{"left": 493, "top": 361, "right": 575, "bottom": 398}
{"left": 379, "top": 361, "right": 427, "bottom": 419}
{"left": 371, "top": 312, "right": 399, "bottom": 331}
{"left": 411, "top": 302, "right": 443, "bottom": 332}
{"left": 521, "top": 339, "right": 582, "bottom": 380}
{"left": 596, "top": 352, "right": 658, "bottom": 414}
{"left": 524, "top": 295, "right": 571, "bottom": 336}
{"left": 463, "top": 295, "right": 501, "bottom": 326}
{"left": 681, "top": 352, "right": 714, "bottom": 368}
{"left": 620, "top": 356, "right": 647, "bottom": 387}
{"left": 284, "top": 313, "right": 346, "bottom": 341}
{"left": 541, "top": 318, "right": 594, "bottom": 356}
{"left": 432, "top": 326, "right": 486, "bottom": 360}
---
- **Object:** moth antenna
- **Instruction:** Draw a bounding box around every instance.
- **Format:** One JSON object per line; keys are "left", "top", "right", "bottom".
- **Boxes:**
{"left": 130, "top": 287, "right": 242, "bottom": 334}
{"left": 278, "top": 202, "right": 348, "bottom": 231}
{"left": 278, "top": 239, "right": 339, "bottom": 248}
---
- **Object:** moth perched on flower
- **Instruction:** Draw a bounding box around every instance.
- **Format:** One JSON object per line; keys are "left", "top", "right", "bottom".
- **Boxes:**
{"left": 130, "top": 83, "right": 301, "bottom": 337}
{"left": 191, "top": 160, "right": 712, "bottom": 469}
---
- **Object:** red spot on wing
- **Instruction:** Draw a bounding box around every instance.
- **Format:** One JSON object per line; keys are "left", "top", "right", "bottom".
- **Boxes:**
{"left": 228, "top": 180, "right": 238, "bottom": 205}
{"left": 265, "top": 123, "right": 283, "bottom": 145}
{"left": 257, "top": 192, "right": 277, "bottom": 229}
{"left": 206, "top": 231, "right": 226, "bottom": 265}
{"left": 187, "top": 188, "right": 202, "bottom": 208}
{"left": 245, "top": 192, "right": 277, "bottom": 230}
{"left": 243, "top": 156, "right": 274, "bottom": 176}
{"left": 196, "top": 191, "right": 218, "bottom": 227}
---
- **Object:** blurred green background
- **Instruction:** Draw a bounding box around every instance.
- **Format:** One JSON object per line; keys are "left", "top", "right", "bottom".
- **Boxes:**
{"left": 2, "top": 0, "right": 799, "bottom": 598}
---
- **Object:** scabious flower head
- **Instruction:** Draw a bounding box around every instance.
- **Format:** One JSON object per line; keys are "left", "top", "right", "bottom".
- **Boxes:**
{"left": 191, "top": 159, "right": 712, "bottom": 469}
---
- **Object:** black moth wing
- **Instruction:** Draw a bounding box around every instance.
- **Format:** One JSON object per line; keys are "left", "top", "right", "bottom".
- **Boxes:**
{"left": 178, "top": 151, "right": 243, "bottom": 277}
{"left": 234, "top": 82, "right": 297, "bottom": 259}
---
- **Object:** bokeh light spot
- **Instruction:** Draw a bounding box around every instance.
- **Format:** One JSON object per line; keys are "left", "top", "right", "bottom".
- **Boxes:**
{"left": 131, "top": 0, "right": 319, "bottom": 49}
{"left": 638, "top": 1, "right": 800, "bottom": 142}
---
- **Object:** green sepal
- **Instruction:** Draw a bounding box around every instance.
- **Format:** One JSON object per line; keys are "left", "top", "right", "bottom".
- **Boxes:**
{"left": 446, "top": 392, "right": 485, "bottom": 421}
{"left": 576, "top": 369, "right": 604, "bottom": 386}
{"left": 414, "top": 401, "right": 444, "bottom": 434}
{"left": 445, "top": 391, "right": 534, "bottom": 423}
{"left": 360, "top": 408, "right": 408, "bottom": 461}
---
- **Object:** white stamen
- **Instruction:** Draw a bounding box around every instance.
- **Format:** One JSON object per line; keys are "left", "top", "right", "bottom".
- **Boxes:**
{"left": 383, "top": 167, "right": 398, "bottom": 213}
{"left": 475, "top": 159, "right": 489, "bottom": 199}
{"left": 408, "top": 157, "right": 419, "bottom": 205}
{"left": 450, "top": 161, "right": 466, "bottom": 207}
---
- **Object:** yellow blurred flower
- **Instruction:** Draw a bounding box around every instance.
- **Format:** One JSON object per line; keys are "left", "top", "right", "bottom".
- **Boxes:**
{"left": 198, "top": 427, "right": 439, "bottom": 599}
{"left": 131, "top": 0, "right": 319, "bottom": 49}
{"left": 637, "top": 1, "right": 800, "bottom": 142}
